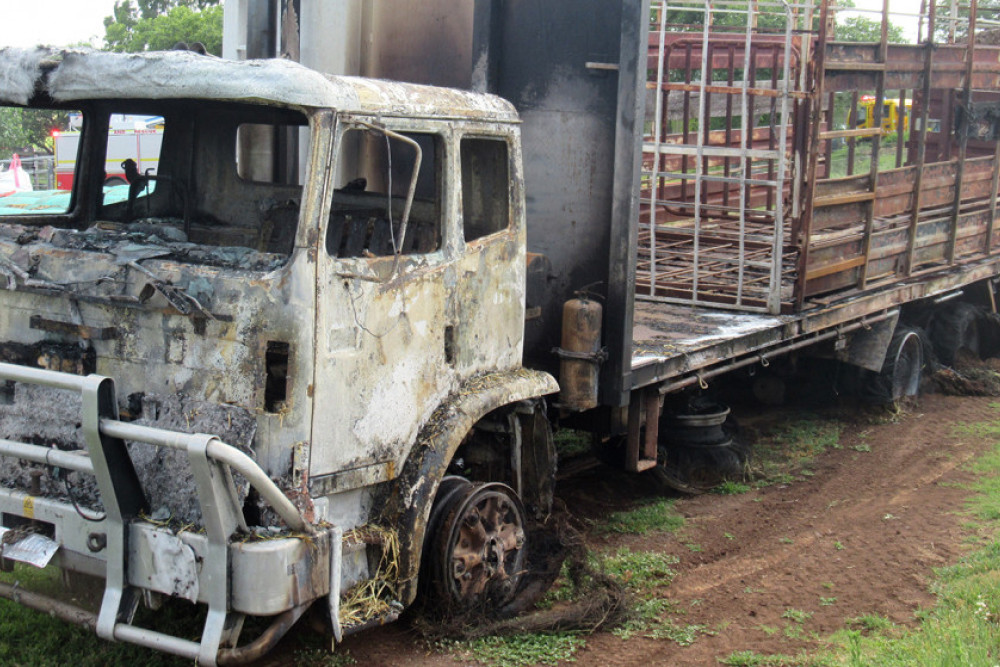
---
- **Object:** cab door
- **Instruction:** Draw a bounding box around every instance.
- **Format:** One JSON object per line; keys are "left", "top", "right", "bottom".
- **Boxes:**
{"left": 309, "top": 117, "right": 459, "bottom": 487}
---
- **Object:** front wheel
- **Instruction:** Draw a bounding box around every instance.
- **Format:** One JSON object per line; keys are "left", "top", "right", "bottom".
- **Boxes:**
{"left": 422, "top": 477, "right": 528, "bottom": 612}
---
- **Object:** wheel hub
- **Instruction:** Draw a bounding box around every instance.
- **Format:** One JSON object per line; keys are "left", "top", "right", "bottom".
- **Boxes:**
{"left": 428, "top": 479, "right": 527, "bottom": 607}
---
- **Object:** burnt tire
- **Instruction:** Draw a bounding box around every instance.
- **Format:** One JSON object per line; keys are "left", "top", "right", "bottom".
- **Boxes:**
{"left": 928, "top": 302, "right": 984, "bottom": 367}
{"left": 421, "top": 477, "right": 528, "bottom": 615}
{"left": 649, "top": 438, "right": 748, "bottom": 494}
{"left": 863, "top": 325, "right": 925, "bottom": 403}
{"left": 650, "top": 403, "right": 746, "bottom": 494}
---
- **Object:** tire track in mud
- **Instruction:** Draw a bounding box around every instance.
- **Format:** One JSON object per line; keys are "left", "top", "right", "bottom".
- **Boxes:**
{"left": 572, "top": 394, "right": 997, "bottom": 666}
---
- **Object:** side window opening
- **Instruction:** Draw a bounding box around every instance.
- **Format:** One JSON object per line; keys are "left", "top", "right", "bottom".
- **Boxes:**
{"left": 327, "top": 127, "right": 441, "bottom": 258}
{"left": 101, "top": 114, "right": 164, "bottom": 219}
{"left": 460, "top": 137, "right": 510, "bottom": 242}
{"left": 0, "top": 106, "right": 72, "bottom": 215}
{"left": 237, "top": 123, "right": 302, "bottom": 186}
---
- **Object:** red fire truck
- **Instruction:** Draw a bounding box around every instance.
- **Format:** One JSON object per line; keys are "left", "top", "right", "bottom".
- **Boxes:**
{"left": 53, "top": 114, "right": 162, "bottom": 190}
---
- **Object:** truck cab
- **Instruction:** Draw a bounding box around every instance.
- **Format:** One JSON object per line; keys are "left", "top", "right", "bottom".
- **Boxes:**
{"left": 0, "top": 47, "right": 556, "bottom": 664}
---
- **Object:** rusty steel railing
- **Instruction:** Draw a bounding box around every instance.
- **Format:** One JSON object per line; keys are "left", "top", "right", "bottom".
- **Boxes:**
{"left": 638, "top": 0, "right": 808, "bottom": 314}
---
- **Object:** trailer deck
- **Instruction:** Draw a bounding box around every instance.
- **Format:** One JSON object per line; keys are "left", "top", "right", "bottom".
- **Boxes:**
{"left": 629, "top": 249, "right": 1000, "bottom": 392}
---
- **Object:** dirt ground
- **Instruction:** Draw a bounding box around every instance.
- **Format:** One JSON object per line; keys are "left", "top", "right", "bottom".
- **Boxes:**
{"left": 292, "top": 392, "right": 998, "bottom": 666}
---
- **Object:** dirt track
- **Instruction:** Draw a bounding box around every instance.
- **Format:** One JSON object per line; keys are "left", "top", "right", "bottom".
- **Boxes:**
{"left": 317, "top": 393, "right": 997, "bottom": 665}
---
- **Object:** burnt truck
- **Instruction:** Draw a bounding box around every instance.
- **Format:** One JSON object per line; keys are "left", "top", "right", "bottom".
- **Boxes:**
{"left": 1, "top": 0, "right": 1000, "bottom": 662}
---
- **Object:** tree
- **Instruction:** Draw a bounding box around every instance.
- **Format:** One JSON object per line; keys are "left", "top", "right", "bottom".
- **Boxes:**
{"left": 933, "top": 0, "right": 1000, "bottom": 43}
{"left": 0, "top": 108, "right": 63, "bottom": 156}
{"left": 104, "top": 0, "right": 223, "bottom": 55}
{"left": 834, "top": 15, "right": 906, "bottom": 43}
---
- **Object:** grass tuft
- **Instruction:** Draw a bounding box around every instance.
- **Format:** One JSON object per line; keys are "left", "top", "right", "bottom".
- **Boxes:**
{"left": 596, "top": 499, "right": 685, "bottom": 536}
{"left": 444, "top": 633, "right": 587, "bottom": 667}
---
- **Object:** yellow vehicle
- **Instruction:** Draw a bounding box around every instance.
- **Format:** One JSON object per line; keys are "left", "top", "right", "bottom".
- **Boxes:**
{"left": 857, "top": 95, "right": 911, "bottom": 134}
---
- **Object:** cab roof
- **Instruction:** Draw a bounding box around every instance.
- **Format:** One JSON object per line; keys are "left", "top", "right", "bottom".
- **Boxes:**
{"left": 0, "top": 47, "right": 519, "bottom": 123}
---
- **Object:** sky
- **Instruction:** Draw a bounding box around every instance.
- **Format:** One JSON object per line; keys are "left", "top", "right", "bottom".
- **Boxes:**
{"left": 0, "top": 0, "right": 123, "bottom": 49}
{"left": 0, "top": 0, "right": 954, "bottom": 51}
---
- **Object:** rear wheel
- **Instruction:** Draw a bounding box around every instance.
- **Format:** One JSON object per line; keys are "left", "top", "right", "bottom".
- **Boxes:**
{"left": 864, "top": 325, "right": 924, "bottom": 403}
{"left": 886, "top": 327, "right": 923, "bottom": 400}
{"left": 929, "top": 302, "right": 983, "bottom": 367}
{"left": 423, "top": 477, "right": 528, "bottom": 611}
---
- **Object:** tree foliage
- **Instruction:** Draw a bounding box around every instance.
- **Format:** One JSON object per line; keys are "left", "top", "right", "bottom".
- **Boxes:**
{"left": 104, "top": 0, "right": 223, "bottom": 55}
{"left": 0, "top": 108, "right": 63, "bottom": 157}
{"left": 834, "top": 15, "right": 906, "bottom": 43}
{"left": 933, "top": 0, "right": 1000, "bottom": 43}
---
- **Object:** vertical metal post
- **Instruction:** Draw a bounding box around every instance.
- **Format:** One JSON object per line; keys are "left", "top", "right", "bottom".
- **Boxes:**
{"left": 895, "top": 87, "right": 906, "bottom": 168}
{"left": 649, "top": 2, "right": 670, "bottom": 298}
{"left": 857, "top": 0, "right": 890, "bottom": 289}
{"left": 82, "top": 376, "right": 148, "bottom": 642}
{"left": 905, "top": 0, "right": 936, "bottom": 275}
{"left": 795, "top": 0, "right": 831, "bottom": 309}
{"left": 737, "top": 2, "right": 755, "bottom": 307}
{"left": 948, "top": 0, "right": 977, "bottom": 264}
{"left": 188, "top": 435, "right": 244, "bottom": 664}
{"left": 769, "top": 0, "right": 795, "bottom": 313}
{"left": 602, "top": 0, "right": 651, "bottom": 406}
{"left": 691, "top": 2, "right": 713, "bottom": 303}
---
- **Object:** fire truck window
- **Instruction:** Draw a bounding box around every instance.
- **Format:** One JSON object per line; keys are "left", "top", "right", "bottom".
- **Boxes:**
{"left": 327, "top": 128, "right": 441, "bottom": 258}
{"left": 460, "top": 137, "right": 510, "bottom": 242}
{"left": 0, "top": 106, "right": 71, "bottom": 215}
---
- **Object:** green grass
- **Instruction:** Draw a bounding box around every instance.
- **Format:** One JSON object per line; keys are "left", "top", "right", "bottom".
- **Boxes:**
{"left": 827, "top": 136, "right": 903, "bottom": 179}
{"left": 713, "top": 480, "right": 753, "bottom": 495}
{"left": 553, "top": 429, "right": 592, "bottom": 459}
{"left": 598, "top": 548, "right": 679, "bottom": 591}
{"left": 0, "top": 566, "right": 190, "bottom": 666}
{"left": 444, "top": 633, "right": 587, "bottom": 667}
{"left": 596, "top": 499, "right": 685, "bottom": 536}
{"left": 750, "top": 415, "right": 842, "bottom": 487}
{"left": 720, "top": 650, "right": 831, "bottom": 667}
{"left": 781, "top": 608, "right": 812, "bottom": 624}
{"left": 845, "top": 613, "right": 894, "bottom": 634}
{"left": 0, "top": 565, "right": 343, "bottom": 667}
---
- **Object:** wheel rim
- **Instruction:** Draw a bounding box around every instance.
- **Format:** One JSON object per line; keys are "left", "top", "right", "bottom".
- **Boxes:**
{"left": 431, "top": 481, "right": 527, "bottom": 606}
{"left": 890, "top": 330, "right": 923, "bottom": 400}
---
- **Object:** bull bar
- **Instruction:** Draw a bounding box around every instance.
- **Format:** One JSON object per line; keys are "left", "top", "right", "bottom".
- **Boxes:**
{"left": 0, "top": 362, "right": 344, "bottom": 665}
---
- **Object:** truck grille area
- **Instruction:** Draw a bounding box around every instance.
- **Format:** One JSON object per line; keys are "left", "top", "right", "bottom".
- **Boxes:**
{"left": 0, "top": 371, "right": 258, "bottom": 526}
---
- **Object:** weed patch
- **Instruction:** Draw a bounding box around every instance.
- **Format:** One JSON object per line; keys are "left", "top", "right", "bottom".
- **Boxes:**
{"left": 443, "top": 633, "right": 586, "bottom": 667}
{"left": 598, "top": 548, "right": 679, "bottom": 591}
{"left": 748, "top": 415, "right": 842, "bottom": 487}
{"left": 596, "top": 499, "right": 685, "bottom": 536}
{"left": 782, "top": 608, "right": 813, "bottom": 624}
{"left": 553, "top": 429, "right": 592, "bottom": 459}
{"left": 714, "top": 480, "right": 753, "bottom": 495}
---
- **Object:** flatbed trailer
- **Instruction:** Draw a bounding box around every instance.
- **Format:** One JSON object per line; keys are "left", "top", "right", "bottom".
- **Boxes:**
{"left": 285, "top": 0, "right": 1000, "bottom": 468}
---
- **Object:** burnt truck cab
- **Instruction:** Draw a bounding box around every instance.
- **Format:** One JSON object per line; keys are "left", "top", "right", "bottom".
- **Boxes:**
{"left": 0, "top": 48, "right": 557, "bottom": 663}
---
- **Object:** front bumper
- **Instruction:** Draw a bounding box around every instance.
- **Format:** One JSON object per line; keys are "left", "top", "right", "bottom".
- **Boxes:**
{"left": 0, "top": 362, "right": 339, "bottom": 665}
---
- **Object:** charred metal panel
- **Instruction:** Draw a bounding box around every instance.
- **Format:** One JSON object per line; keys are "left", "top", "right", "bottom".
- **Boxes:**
{"left": 476, "top": 0, "right": 633, "bottom": 388}
{"left": 362, "top": 1, "right": 475, "bottom": 88}
{"left": 310, "top": 115, "right": 527, "bottom": 482}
